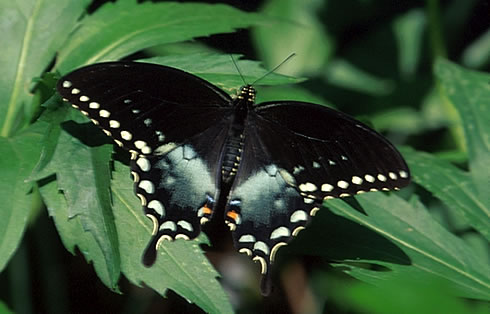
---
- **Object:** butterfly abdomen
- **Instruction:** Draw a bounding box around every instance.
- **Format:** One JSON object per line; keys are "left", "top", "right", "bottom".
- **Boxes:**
{"left": 221, "top": 124, "right": 245, "bottom": 184}
{"left": 220, "top": 86, "right": 254, "bottom": 184}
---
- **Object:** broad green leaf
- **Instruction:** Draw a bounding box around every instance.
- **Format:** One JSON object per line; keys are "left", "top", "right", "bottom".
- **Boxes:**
{"left": 325, "top": 193, "right": 490, "bottom": 300}
{"left": 55, "top": 1, "right": 265, "bottom": 73}
{"left": 0, "top": 121, "right": 48, "bottom": 271}
{"left": 0, "top": 300, "right": 13, "bottom": 314}
{"left": 292, "top": 192, "right": 490, "bottom": 300}
{"left": 0, "top": 0, "right": 91, "bottom": 137}
{"left": 401, "top": 147, "right": 490, "bottom": 241}
{"left": 462, "top": 28, "right": 490, "bottom": 69}
{"left": 392, "top": 9, "right": 425, "bottom": 79}
{"left": 31, "top": 108, "right": 120, "bottom": 289}
{"left": 141, "top": 53, "right": 301, "bottom": 93}
{"left": 315, "top": 272, "right": 489, "bottom": 314}
{"left": 111, "top": 161, "right": 233, "bottom": 314}
{"left": 435, "top": 60, "right": 490, "bottom": 211}
{"left": 252, "top": 0, "right": 333, "bottom": 76}
{"left": 323, "top": 59, "right": 395, "bottom": 96}
{"left": 38, "top": 177, "right": 116, "bottom": 290}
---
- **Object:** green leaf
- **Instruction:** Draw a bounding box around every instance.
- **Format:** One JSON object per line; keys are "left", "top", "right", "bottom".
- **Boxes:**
{"left": 0, "top": 121, "right": 48, "bottom": 271}
{"left": 38, "top": 177, "right": 117, "bottom": 290}
{"left": 316, "top": 272, "right": 490, "bottom": 314}
{"left": 461, "top": 28, "right": 490, "bottom": 69}
{"left": 141, "top": 53, "right": 302, "bottom": 93}
{"left": 31, "top": 108, "right": 121, "bottom": 289}
{"left": 55, "top": 1, "right": 265, "bottom": 73}
{"left": 401, "top": 147, "right": 490, "bottom": 241}
{"left": 111, "top": 161, "right": 233, "bottom": 314}
{"left": 0, "top": 0, "right": 91, "bottom": 137}
{"left": 324, "top": 59, "right": 395, "bottom": 96}
{"left": 293, "top": 192, "right": 490, "bottom": 300}
{"left": 0, "top": 300, "right": 13, "bottom": 314}
{"left": 392, "top": 9, "right": 425, "bottom": 79}
{"left": 327, "top": 193, "right": 490, "bottom": 300}
{"left": 435, "top": 60, "right": 490, "bottom": 211}
{"left": 252, "top": 0, "right": 333, "bottom": 75}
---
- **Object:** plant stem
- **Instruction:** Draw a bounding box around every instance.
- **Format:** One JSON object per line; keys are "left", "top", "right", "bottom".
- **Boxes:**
{"left": 426, "top": 0, "right": 447, "bottom": 59}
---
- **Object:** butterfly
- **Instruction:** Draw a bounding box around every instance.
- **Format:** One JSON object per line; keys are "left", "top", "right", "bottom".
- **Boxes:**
{"left": 56, "top": 61, "right": 410, "bottom": 295}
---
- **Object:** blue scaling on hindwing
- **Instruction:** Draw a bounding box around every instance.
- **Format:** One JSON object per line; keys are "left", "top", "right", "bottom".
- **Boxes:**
{"left": 131, "top": 143, "right": 218, "bottom": 266}
{"left": 224, "top": 164, "right": 320, "bottom": 294}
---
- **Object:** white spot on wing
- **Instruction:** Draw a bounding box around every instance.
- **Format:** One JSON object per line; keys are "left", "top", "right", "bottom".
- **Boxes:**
{"left": 399, "top": 170, "right": 408, "bottom": 178}
{"left": 99, "top": 110, "right": 110, "bottom": 118}
{"left": 303, "top": 198, "right": 314, "bottom": 204}
{"left": 136, "top": 157, "right": 150, "bottom": 172}
{"left": 321, "top": 183, "right": 334, "bottom": 192}
{"left": 79, "top": 95, "right": 89, "bottom": 102}
{"left": 352, "top": 176, "right": 363, "bottom": 185}
{"left": 389, "top": 172, "right": 397, "bottom": 180}
{"left": 71, "top": 88, "right": 80, "bottom": 94}
{"left": 365, "top": 174, "right": 375, "bottom": 183}
{"left": 135, "top": 140, "right": 147, "bottom": 149}
{"left": 337, "top": 180, "right": 349, "bottom": 189}
{"left": 62, "top": 81, "right": 72, "bottom": 88}
{"left": 290, "top": 210, "right": 308, "bottom": 223}
{"left": 120, "top": 130, "right": 132, "bottom": 140}
{"left": 109, "top": 120, "right": 120, "bottom": 128}
{"left": 138, "top": 180, "right": 155, "bottom": 194}
{"left": 159, "top": 221, "right": 177, "bottom": 232}
{"left": 239, "top": 234, "right": 256, "bottom": 242}
{"left": 89, "top": 102, "right": 100, "bottom": 109}
{"left": 299, "top": 182, "right": 317, "bottom": 192}
{"left": 177, "top": 220, "right": 193, "bottom": 232}
{"left": 148, "top": 200, "right": 164, "bottom": 216}
{"left": 377, "top": 174, "right": 387, "bottom": 182}
{"left": 270, "top": 226, "right": 290, "bottom": 239}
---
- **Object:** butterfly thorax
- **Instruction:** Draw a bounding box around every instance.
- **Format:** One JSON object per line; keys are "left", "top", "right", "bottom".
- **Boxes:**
{"left": 220, "top": 85, "right": 256, "bottom": 184}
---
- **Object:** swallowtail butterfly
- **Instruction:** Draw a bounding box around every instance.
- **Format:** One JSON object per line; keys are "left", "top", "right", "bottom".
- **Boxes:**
{"left": 57, "top": 61, "right": 410, "bottom": 295}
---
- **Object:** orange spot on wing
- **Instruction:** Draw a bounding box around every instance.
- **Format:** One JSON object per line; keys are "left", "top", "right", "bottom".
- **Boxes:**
{"left": 226, "top": 210, "right": 239, "bottom": 222}
{"left": 202, "top": 205, "right": 213, "bottom": 215}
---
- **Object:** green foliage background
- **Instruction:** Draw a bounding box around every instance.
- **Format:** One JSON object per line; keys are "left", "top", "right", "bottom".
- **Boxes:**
{"left": 0, "top": 0, "right": 489, "bottom": 313}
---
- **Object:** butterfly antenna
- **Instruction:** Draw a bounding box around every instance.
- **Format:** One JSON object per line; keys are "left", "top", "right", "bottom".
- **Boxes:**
{"left": 252, "top": 53, "right": 296, "bottom": 85}
{"left": 230, "top": 54, "right": 247, "bottom": 85}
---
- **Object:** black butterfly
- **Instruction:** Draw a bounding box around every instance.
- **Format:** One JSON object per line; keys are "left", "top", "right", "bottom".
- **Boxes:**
{"left": 57, "top": 61, "right": 410, "bottom": 295}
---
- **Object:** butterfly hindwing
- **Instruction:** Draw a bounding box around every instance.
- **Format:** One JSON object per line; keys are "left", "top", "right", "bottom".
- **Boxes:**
{"left": 133, "top": 118, "right": 234, "bottom": 266}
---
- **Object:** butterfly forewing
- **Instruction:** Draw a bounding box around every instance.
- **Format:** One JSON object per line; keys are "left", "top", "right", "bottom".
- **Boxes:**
{"left": 57, "top": 62, "right": 233, "bottom": 155}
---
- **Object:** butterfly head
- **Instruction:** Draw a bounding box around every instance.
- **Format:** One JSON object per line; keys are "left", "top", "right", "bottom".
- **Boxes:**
{"left": 237, "top": 85, "right": 256, "bottom": 106}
